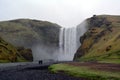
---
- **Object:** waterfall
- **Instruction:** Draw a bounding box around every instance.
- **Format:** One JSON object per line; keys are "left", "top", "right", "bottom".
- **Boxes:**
{"left": 32, "top": 21, "right": 87, "bottom": 61}
{"left": 58, "top": 27, "right": 77, "bottom": 61}
{"left": 64, "top": 28, "right": 77, "bottom": 55}
{"left": 58, "top": 21, "right": 87, "bottom": 61}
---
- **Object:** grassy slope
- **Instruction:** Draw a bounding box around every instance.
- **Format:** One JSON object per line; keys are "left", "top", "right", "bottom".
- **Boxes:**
{"left": 0, "top": 19, "right": 60, "bottom": 62}
{"left": 75, "top": 15, "right": 120, "bottom": 63}
{"left": 0, "top": 37, "right": 26, "bottom": 63}
{"left": 0, "top": 21, "right": 40, "bottom": 47}
{"left": 49, "top": 15, "right": 120, "bottom": 80}
{"left": 0, "top": 19, "right": 61, "bottom": 47}
{"left": 49, "top": 64, "right": 120, "bottom": 80}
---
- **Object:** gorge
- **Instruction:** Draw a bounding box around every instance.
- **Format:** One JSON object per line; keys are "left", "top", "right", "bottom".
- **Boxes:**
{"left": 32, "top": 27, "right": 85, "bottom": 61}
{"left": 33, "top": 22, "right": 88, "bottom": 61}
{"left": 0, "top": 19, "right": 88, "bottom": 62}
{"left": 0, "top": 15, "right": 120, "bottom": 80}
{"left": 1, "top": 15, "right": 119, "bottom": 62}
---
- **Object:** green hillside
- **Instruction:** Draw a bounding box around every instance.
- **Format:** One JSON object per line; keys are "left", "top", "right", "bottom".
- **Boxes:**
{"left": 0, "top": 19, "right": 61, "bottom": 62}
{"left": 0, "top": 19, "right": 61, "bottom": 47}
{"left": 74, "top": 15, "right": 120, "bottom": 63}
{"left": 0, "top": 37, "right": 33, "bottom": 63}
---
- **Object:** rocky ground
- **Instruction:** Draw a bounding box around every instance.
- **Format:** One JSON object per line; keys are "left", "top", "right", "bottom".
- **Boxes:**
{"left": 1, "top": 62, "right": 119, "bottom": 80}
{"left": 0, "top": 62, "right": 86, "bottom": 80}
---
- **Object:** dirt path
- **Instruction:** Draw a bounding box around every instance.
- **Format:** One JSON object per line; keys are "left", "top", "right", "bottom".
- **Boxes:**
{"left": 66, "top": 62, "right": 120, "bottom": 72}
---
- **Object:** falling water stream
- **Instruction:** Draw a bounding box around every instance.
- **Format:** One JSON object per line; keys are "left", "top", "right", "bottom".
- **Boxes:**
{"left": 58, "top": 21, "right": 87, "bottom": 61}
{"left": 57, "top": 27, "right": 77, "bottom": 61}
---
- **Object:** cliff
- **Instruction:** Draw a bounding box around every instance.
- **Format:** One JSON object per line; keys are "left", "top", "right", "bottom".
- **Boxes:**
{"left": 0, "top": 37, "right": 33, "bottom": 63}
{"left": 74, "top": 15, "right": 120, "bottom": 63}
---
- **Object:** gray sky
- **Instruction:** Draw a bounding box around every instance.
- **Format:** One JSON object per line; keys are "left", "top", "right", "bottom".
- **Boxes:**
{"left": 0, "top": 0, "right": 120, "bottom": 27}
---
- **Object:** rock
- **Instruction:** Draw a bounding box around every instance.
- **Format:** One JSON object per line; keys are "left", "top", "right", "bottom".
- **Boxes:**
{"left": 16, "top": 47, "right": 33, "bottom": 61}
{"left": 106, "top": 45, "right": 112, "bottom": 52}
{"left": 0, "top": 37, "right": 20, "bottom": 62}
{"left": 0, "top": 37, "right": 33, "bottom": 63}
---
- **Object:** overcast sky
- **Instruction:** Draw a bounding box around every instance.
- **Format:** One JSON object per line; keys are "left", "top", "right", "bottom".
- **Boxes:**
{"left": 0, "top": 0, "right": 120, "bottom": 27}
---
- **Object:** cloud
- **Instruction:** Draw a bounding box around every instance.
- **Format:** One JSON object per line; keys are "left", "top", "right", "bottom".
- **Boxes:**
{"left": 0, "top": 0, "right": 120, "bottom": 27}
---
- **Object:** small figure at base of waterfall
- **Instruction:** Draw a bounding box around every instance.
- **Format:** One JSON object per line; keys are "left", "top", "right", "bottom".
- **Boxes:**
{"left": 39, "top": 60, "right": 43, "bottom": 64}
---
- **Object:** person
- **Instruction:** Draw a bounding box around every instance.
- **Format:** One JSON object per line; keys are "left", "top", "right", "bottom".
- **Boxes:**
{"left": 39, "top": 60, "right": 43, "bottom": 64}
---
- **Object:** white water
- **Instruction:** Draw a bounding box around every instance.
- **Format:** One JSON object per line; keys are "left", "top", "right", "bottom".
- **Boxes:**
{"left": 57, "top": 21, "right": 88, "bottom": 61}
{"left": 57, "top": 27, "right": 77, "bottom": 61}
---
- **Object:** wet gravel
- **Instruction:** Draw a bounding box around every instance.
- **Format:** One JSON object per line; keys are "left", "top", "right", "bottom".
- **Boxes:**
{"left": 0, "top": 62, "right": 86, "bottom": 80}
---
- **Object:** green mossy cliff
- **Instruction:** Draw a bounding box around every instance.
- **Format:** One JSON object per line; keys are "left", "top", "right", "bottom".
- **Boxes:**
{"left": 74, "top": 15, "right": 120, "bottom": 63}
{"left": 0, "top": 37, "right": 33, "bottom": 63}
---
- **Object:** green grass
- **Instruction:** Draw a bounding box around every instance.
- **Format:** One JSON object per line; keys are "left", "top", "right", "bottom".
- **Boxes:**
{"left": 77, "top": 50, "right": 120, "bottom": 64}
{"left": 77, "top": 21, "right": 120, "bottom": 61}
{"left": 49, "top": 64, "right": 120, "bottom": 80}
{"left": 17, "top": 57, "right": 28, "bottom": 62}
{"left": 0, "top": 60, "right": 10, "bottom": 63}
{"left": 99, "top": 59, "right": 120, "bottom": 64}
{"left": 0, "top": 37, "right": 31, "bottom": 63}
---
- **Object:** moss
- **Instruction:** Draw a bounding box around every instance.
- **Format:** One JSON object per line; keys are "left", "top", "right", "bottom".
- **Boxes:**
{"left": 0, "top": 37, "right": 17, "bottom": 62}
{"left": 74, "top": 15, "right": 120, "bottom": 64}
{"left": 0, "top": 37, "right": 32, "bottom": 63}
{"left": 77, "top": 50, "right": 120, "bottom": 64}
{"left": 17, "top": 57, "right": 28, "bottom": 62}
{"left": 16, "top": 47, "right": 33, "bottom": 61}
{"left": 0, "top": 60, "right": 10, "bottom": 63}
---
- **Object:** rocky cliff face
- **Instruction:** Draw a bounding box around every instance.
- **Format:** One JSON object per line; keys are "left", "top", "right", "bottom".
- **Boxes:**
{"left": 0, "top": 37, "right": 33, "bottom": 63}
{"left": 0, "top": 19, "right": 61, "bottom": 48}
{"left": 74, "top": 15, "right": 120, "bottom": 63}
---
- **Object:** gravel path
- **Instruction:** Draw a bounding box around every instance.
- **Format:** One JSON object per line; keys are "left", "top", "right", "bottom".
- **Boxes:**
{"left": 0, "top": 62, "right": 86, "bottom": 80}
